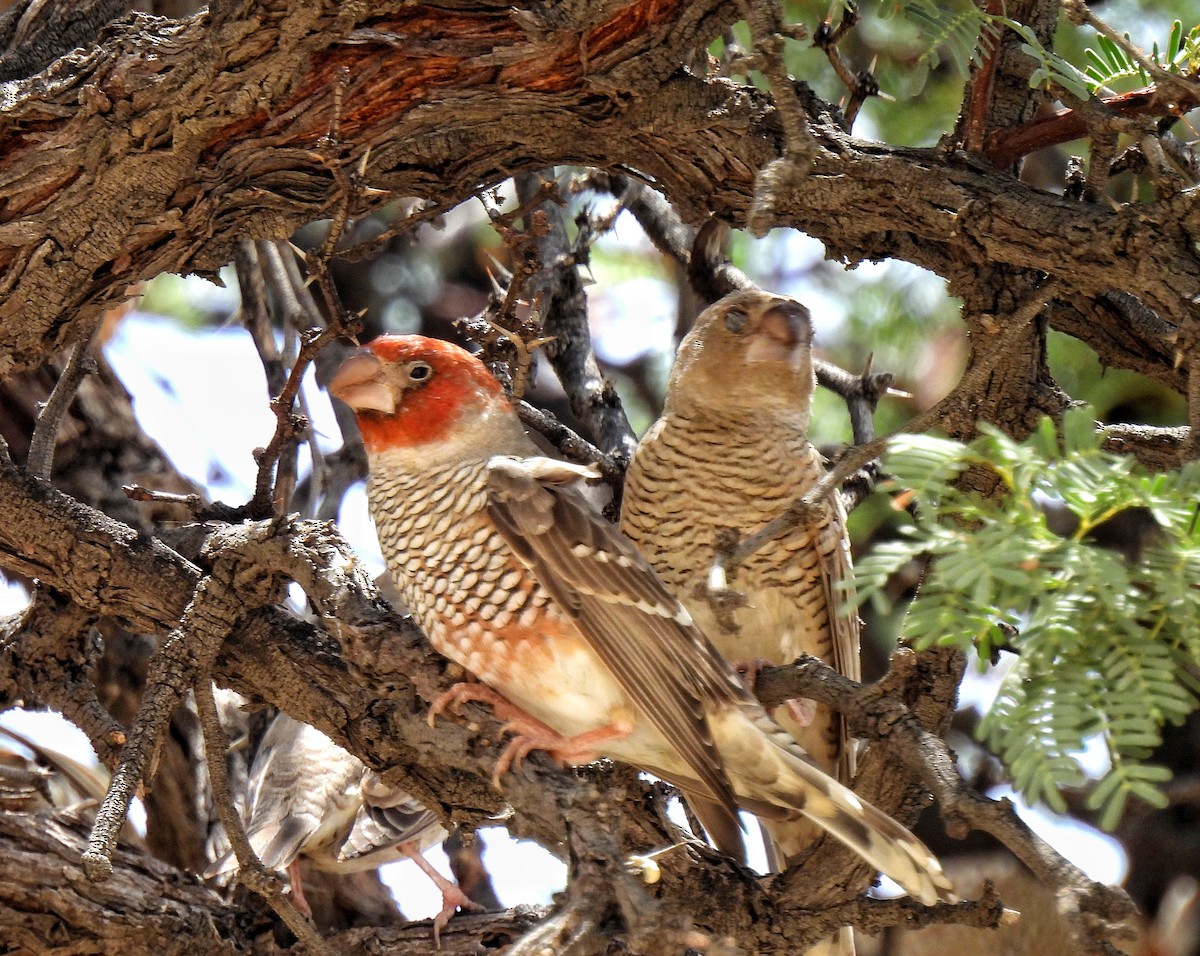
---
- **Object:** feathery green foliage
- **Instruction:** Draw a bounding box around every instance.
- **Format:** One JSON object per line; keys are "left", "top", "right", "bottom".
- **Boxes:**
{"left": 1084, "top": 20, "right": 1200, "bottom": 92}
{"left": 891, "top": 0, "right": 996, "bottom": 75}
{"left": 896, "top": 1, "right": 1199, "bottom": 99}
{"left": 855, "top": 408, "right": 1199, "bottom": 829}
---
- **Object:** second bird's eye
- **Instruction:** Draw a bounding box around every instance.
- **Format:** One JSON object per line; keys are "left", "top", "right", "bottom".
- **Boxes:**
{"left": 409, "top": 362, "right": 432, "bottom": 382}
{"left": 724, "top": 309, "right": 748, "bottom": 333}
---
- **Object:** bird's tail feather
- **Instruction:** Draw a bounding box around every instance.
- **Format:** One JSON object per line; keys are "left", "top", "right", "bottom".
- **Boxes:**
{"left": 781, "top": 751, "right": 957, "bottom": 906}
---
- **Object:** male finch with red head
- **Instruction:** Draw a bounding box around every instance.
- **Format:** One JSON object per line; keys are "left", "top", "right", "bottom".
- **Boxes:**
{"left": 329, "top": 333, "right": 954, "bottom": 909}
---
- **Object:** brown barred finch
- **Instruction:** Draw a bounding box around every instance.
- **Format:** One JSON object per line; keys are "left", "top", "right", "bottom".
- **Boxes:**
{"left": 204, "top": 712, "right": 473, "bottom": 935}
{"left": 329, "top": 334, "right": 954, "bottom": 912}
{"left": 620, "top": 290, "right": 863, "bottom": 953}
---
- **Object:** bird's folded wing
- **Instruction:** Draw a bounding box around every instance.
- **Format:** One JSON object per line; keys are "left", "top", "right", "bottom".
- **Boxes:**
{"left": 485, "top": 457, "right": 756, "bottom": 830}
{"left": 338, "top": 775, "right": 445, "bottom": 862}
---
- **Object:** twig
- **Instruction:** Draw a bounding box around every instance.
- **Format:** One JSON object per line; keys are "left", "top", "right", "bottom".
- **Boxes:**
{"left": 516, "top": 401, "right": 625, "bottom": 484}
{"left": 336, "top": 197, "right": 451, "bottom": 264}
{"left": 514, "top": 172, "right": 637, "bottom": 469}
{"left": 311, "top": 67, "right": 356, "bottom": 269}
{"left": 739, "top": 0, "right": 818, "bottom": 161}
{"left": 461, "top": 180, "right": 562, "bottom": 398}
{"left": 570, "top": 170, "right": 694, "bottom": 265}
{"left": 985, "top": 83, "right": 1200, "bottom": 168}
{"left": 195, "top": 680, "right": 334, "bottom": 956}
{"left": 268, "top": 241, "right": 330, "bottom": 517}
{"left": 81, "top": 522, "right": 291, "bottom": 881}
{"left": 1159, "top": 127, "right": 1200, "bottom": 184}
{"left": 1063, "top": 0, "right": 1200, "bottom": 106}
{"left": 961, "top": 3, "right": 1004, "bottom": 155}
{"left": 247, "top": 320, "right": 351, "bottom": 520}
{"left": 235, "top": 241, "right": 288, "bottom": 395}
{"left": 241, "top": 68, "right": 364, "bottom": 521}
{"left": 740, "top": 0, "right": 821, "bottom": 237}
{"left": 1085, "top": 118, "right": 1121, "bottom": 200}
{"left": 121, "top": 484, "right": 246, "bottom": 522}
{"left": 26, "top": 331, "right": 96, "bottom": 480}
{"left": 1139, "top": 128, "right": 1188, "bottom": 197}
{"left": 812, "top": 2, "right": 880, "bottom": 128}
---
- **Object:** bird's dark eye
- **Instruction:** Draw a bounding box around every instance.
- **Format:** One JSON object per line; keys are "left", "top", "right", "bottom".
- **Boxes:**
{"left": 408, "top": 362, "right": 432, "bottom": 382}
{"left": 724, "top": 309, "right": 748, "bottom": 333}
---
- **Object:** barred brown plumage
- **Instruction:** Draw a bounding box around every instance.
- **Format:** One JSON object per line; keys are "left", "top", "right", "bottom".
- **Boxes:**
{"left": 621, "top": 290, "right": 864, "bottom": 955}
{"left": 329, "top": 333, "right": 955, "bottom": 912}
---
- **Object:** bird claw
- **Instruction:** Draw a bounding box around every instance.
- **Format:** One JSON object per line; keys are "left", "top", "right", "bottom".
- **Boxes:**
{"left": 401, "top": 840, "right": 483, "bottom": 948}
{"left": 429, "top": 683, "right": 631, "bottom": 787}
{"left": 732, "top": 657, "right": 775, "bottom": 689}
{"left": 785, "top": 697, "right": 818, "bottom": 728}
{"left": 733, "top": 660, "right": 817, "bottom": 726}
{"left": 492, "top": 720, "right": 629, "bottom": 787}
{"left": 429, "top": 682, "right": 500, "bottom": 727}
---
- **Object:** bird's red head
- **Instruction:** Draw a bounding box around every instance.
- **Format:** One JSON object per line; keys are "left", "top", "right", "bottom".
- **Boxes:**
{"left": 328, "top": 335, "right": 507, "bottom": 453}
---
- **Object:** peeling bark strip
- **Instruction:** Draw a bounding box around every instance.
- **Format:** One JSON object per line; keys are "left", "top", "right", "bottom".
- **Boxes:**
{"left": 0, "top": 0, "right": 1191, "bottom": 400}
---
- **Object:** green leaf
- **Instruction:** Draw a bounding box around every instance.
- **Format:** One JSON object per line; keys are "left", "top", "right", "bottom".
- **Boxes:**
{"left": 861, "top": 406, "right": 1200, "bottom": 828}
{"left": 1168, "top": 20, "right": 1183, "bottom": 62}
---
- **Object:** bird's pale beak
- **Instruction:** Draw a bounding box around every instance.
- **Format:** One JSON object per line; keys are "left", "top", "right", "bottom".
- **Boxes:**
{"left": 745, "top": 301, "right": 813, "bottom": 365}
{"left": 329, "top": 351, "right": 395, "bottom": 414}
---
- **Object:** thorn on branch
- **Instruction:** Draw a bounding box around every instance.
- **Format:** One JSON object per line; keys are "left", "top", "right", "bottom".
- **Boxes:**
{"left": 813, "top": 2, "right": 882, "bottom": 127}
{"left": 740, "top": 0, "right": 821, "bottom": 235}
{"left": 569, "top": 170, "right": 694, "bottom": 266}
{"left": 462, "top": 181, "right": 563, "bottom": 398}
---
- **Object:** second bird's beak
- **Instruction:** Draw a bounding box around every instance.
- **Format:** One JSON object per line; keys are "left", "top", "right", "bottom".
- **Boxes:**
{"left": 329, "top": 351, "right": 396, "bottom": 415}
{"left": 744, "top": 301, "right": 813, "bottom": 367}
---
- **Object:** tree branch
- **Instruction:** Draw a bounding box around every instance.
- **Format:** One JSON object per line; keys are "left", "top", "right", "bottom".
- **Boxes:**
{"left": 1, "top": 4, "right": 1193, "bottom": 392}
{"left": 755, "top": 652, "right": 1139, "bottom": 955}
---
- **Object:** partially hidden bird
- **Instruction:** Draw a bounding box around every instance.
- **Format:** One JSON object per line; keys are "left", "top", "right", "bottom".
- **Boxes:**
{"left": 621, "top": 289, "right": 862, "bottom": 954}
{"left": 204, "top": 711, "right": 474, "bottom": 934}
{"left": 328, "top": 333, "right": 954, "bottom": 909}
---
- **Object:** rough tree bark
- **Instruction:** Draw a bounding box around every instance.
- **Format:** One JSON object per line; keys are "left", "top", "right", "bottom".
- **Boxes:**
{"left": 0, "top": 0, "right": 1193, "bottom": 953}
